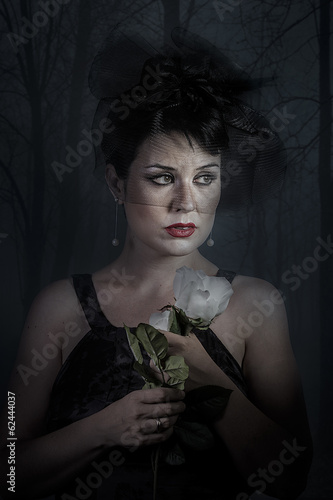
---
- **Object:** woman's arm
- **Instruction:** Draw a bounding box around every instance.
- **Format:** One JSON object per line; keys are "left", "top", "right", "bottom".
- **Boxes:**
{"left": 1, "top": 390, "right": 184, "bottom": 499}
{"left": 0, "top": 280, "right": 185, "bottom": 500}
{"left": 162, "top": 277, "right": 313, "bottom": 500}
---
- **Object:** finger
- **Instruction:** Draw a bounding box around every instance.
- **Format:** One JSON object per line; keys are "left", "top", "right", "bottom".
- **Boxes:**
{"left": 140, "top": 418, "right": 161, "bottom": 435}
{"left": 141, "top": 387, "right": 185, "bottom": 404}
{"left": 152, "top": 400, "right": 186, "bottom": 418}
{"left": 159, "top": 415, "right": 178, "bottom": 430}
{"left": 141, "top": 415, "right": 178, "bottom": 435}
{"left": 149, "top": 358, "right": 163, "bottom": 376}
{"left": 145, "top": 427, "right": 174, "bottom": 445}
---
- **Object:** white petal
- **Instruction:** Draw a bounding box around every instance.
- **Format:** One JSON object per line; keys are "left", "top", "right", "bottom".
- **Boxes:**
{"left": 174, "top": 281, "right": 198, "bottom": 312}
{"left": 177, "top": 288, "right": 210, "bottom": 321}
{"left": 196, "top": 269, "right": 207, "bottom": 285}
{"left": 149, "top": 310, "right": 171, "bottom": 331}
{"left": 173, "top": 266, "right": 200, "bottom": 299}
{"left": 217, "top": 287, "right": 234, "bottom": 314}
{"left": 202, "top": 276, "right": 225, "bottom": 296}
{"left": 191, "top": 293, "right": 217, "bottom": 322}
{"left": 173, "top": 266, "right": 234, "bottom": 323}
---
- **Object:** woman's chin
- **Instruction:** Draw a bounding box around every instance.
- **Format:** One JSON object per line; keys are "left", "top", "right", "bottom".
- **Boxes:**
{"left": 155, "top": 237, "right": 208, "bottom": 257}
{"left": 126, "top": 230, "right": 210, "bottom": 257}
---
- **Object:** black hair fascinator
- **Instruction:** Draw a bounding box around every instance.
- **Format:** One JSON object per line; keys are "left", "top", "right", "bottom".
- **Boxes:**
{"left": 89, "top": 26, "right": 286, "bottom": 209}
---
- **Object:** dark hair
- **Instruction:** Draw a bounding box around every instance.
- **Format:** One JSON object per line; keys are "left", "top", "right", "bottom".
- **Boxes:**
{"left": 99, "top": 53, "right": 240, "bottom": 179}
{"left": 101, "top": 105, "right": 227, "bottom": 180}
{"left": 95, "top": 46, "right": 286, "bottom": 208}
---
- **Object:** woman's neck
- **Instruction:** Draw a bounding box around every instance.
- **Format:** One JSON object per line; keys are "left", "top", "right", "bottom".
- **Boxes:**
{"left": 102, "top": 235, "right": 218, "bottom": 292}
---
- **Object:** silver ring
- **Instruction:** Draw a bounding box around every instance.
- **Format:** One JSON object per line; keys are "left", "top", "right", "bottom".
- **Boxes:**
{"left": 155, "top": 417, "right": 162, "bottom": 433}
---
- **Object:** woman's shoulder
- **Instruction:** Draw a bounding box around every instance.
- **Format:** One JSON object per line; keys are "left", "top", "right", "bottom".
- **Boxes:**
{"left": 213, "top": 274, "right": 289, "bottom": 370}
{"left": 29, "top": 278, "right": 81, "bottom": 321}
{"left": 23, "top": 278, "right": 91, "bottom": 354}
{"left": 33, "top": 276, "right": 75, "bottom": 301}
{"left": 225, "top": 273, "right": 287, "bottom": 338}
{"left": 231, "top": 274, "right": 284, "bottom": 306}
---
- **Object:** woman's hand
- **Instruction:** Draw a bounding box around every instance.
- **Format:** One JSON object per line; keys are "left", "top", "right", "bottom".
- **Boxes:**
{"left": 150, "top": 331, "right": 228, "bottom": 392}
{"left": 100, "top": 387, "right": 186, "bottom": 450}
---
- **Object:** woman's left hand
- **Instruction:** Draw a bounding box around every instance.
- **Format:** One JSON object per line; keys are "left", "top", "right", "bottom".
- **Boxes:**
{"left": 150, "top": 330, "right": 228, "bottom": 391}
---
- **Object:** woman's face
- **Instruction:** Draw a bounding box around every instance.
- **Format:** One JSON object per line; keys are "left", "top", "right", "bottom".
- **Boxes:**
{"left": 121, "top": 132, "right": 221, "bottom": 257}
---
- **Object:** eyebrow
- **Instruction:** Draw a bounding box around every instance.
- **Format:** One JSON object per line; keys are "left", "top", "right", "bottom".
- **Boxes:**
{"left": 144, "top": 163, "right": 220, "bottom": 171}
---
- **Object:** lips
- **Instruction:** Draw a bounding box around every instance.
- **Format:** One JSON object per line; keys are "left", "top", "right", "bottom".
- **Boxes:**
{"left": 165, "top": 223, "right": 196, "bottom": 238}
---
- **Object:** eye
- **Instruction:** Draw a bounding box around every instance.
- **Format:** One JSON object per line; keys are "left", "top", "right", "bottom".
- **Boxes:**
{"left": 149, "top": 174, "right": 174, "bottom": 185}
{"left": 194, "top": 174, "right": 217, "bottom": 185}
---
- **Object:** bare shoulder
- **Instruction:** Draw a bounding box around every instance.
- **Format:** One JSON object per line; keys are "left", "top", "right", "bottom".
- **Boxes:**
{"left": 11, "top": 277, "right": 89, "bottom": 384}
{"left": 212, "top": 274, "right": 287, "bottom": 367}
{"left": 28, "top": 278, "right": 80, "bottom": 318}
{"left": 229, "top": 274, "right": 297, "bottom": 386}
{"left": 227, "top": 275, "right": 310, "bottom": 444}
{"left": 25, "top": 278, "right": 88, "bottom": 335}
{"left": 24, "top": 278, "right": 91, "bottom": 363}
{"left": 229, "top": 274, "right": 287, "bottom": 333}
{"left": 231, "top": 273, "right": 284, "bottom": 304}
{"left": 1, "top": 279, "right": 89, "bottom": 441}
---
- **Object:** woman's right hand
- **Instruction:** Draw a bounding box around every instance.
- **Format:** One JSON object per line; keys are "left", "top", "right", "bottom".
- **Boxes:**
{"left": 99, "top": 388, "right": 186, "bottom": 450}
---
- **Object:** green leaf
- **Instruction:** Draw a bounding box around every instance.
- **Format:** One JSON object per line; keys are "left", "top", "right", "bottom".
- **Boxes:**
{"left": 174, "top": 421, "right": 215, "bottom": 450}
{"left": 136, "top": 323, "right": 168, "bottom": 365}
{"left": 124, "top": 324, "right": 143, "bottom": 364}
{"left": 194, "top": 324, "right": 212, "bottom": 331}
{"left": 165, "top": 378, "right": 186, "bottom": 390}
{"left": 183, "top": 385, "right": 233, "bottom": 423}
{"left": 143, "top": 380, "right": 163, "bottom": 390}
{"left": 175, "top": 308, "right": 192, "bottom": 333}
{"left": 168, "top": 307, "right": 182, "bottom": 335}
{"left": 163, "top": 355, "right": 189, "bottom": 382}
{"left": 188, "top": 317, "right": 211, "bottom": 329}
{"left": 177, "top": 308, "right": 211, "bottom": 329}
{"left": 133, "top": 360, "right": 159, "bottom": 384}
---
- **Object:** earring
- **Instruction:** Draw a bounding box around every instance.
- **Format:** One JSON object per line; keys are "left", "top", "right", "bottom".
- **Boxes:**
{"left": 207, "top": 230, "right": 214, "bottom": 247}
{"left": 112, "top": 198, "right": 119, "bottom": 247}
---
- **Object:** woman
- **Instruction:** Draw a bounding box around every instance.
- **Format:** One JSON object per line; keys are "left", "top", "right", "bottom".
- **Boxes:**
{"left": 0, "top": 29, "right": 312, "bottom": 500}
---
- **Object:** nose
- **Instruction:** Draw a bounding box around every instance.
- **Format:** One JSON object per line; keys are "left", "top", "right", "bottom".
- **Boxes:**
{"left": 171, "top": 182, "right": 195, "bottom": 212}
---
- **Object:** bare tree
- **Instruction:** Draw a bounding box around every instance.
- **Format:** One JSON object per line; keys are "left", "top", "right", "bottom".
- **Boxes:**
{"left": 161, "top": 0, "right": 180, "bottom": 44}
{"left": 318, "top": 0, "right": 333, "bottom": 454}
{"left": 0, "top": 1, "right": 69, "bottom": 306}
{"left": 50, "top": 0, "right": 93, "bottom": 281}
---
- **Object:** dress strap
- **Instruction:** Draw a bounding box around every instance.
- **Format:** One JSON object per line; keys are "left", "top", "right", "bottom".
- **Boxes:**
{"left": 216, "top": 269, "right": 236, "bottom": 284}
{"left": 71, "top": 274, "right": 109, "bottom": 329}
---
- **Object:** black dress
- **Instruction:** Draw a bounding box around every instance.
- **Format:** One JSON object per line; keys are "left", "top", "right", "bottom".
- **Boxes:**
{"left": 47, "top": 271, "right": 255, "bottom": 500}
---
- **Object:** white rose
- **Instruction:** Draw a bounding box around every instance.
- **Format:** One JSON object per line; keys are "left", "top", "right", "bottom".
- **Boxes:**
{"left": 149, "top": 310, "right": 171, "bottom": 331}
{"left": 173, "top": 266, "right": 233, "bottom": 324}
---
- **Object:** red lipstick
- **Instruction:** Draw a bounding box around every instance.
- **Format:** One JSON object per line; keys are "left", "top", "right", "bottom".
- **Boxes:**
{"left": 165, "top": 223, "right": 196, "bottom": 238}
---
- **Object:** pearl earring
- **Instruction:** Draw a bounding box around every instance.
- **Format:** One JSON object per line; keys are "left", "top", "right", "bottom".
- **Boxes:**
{"left": 207, "top": 230, "right": 214, "bottom": 247}
{"left": 112, "top": 197, "right": 119, "bottom": 247}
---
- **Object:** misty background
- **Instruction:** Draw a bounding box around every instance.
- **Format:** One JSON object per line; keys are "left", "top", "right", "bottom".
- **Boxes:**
{"left": 0, "top": 1, "right": 332, "bottom": 498}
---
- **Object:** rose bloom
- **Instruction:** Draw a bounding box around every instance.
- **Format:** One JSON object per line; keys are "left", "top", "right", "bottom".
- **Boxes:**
{"left": 150, "top": 266, "right": 233, "bottom": 329}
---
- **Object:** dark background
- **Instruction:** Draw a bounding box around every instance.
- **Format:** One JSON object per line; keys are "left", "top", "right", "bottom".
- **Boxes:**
{"left": 0, "top": 1, "right": 332, "bottom": 498}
